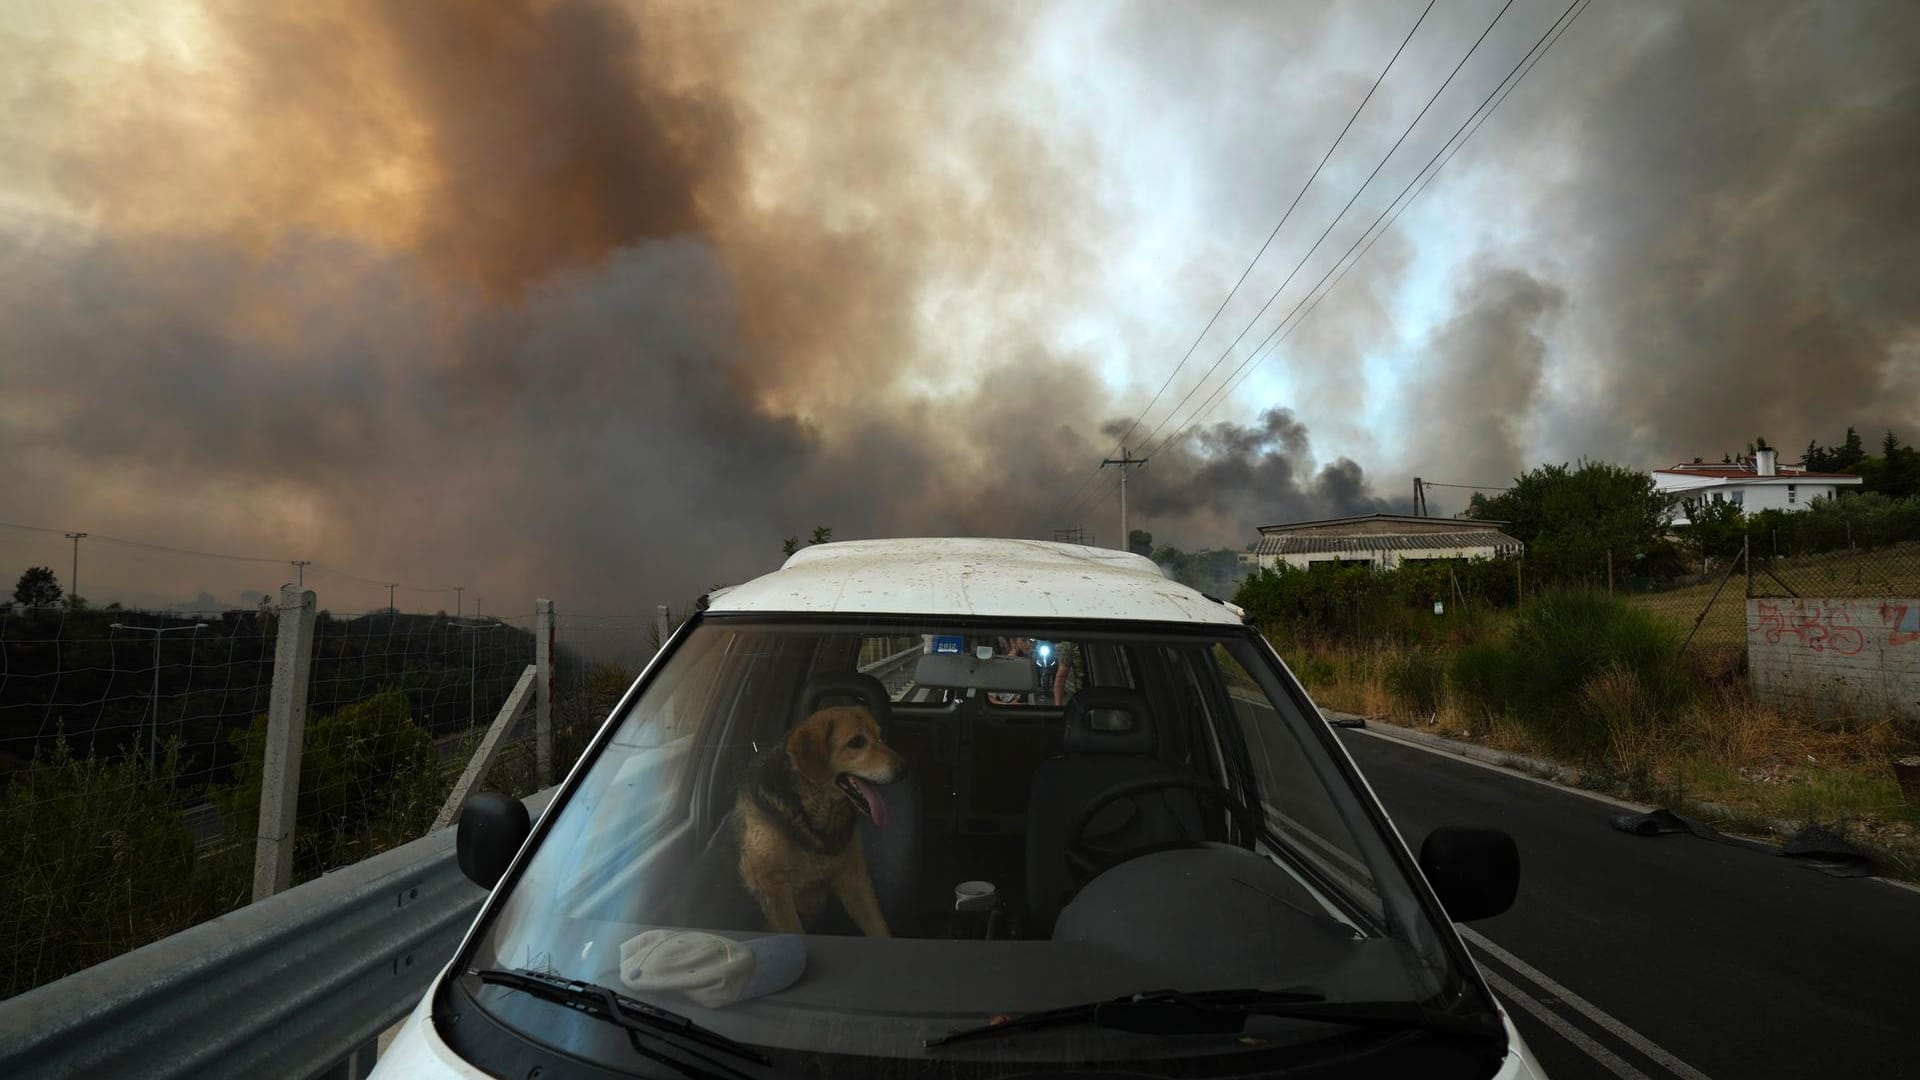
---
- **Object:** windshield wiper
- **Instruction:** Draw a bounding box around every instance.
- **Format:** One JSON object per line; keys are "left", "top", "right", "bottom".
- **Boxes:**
{"left": 925, "top": 986, "right": 1498, "bottom": 1049}
{"left": 471, "top": 967, "right": 775, "bottom": 1079}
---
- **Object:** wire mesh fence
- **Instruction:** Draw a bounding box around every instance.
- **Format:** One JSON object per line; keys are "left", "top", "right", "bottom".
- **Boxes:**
{"left": 0, "top": 593, "right": 654, "bottom": 1000}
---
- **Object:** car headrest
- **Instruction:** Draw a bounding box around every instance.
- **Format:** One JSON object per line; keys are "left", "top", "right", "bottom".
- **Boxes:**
{"left": 794, "top": 671, "right": 894, "bottom": 728}
{"left": 1061, "top": 686, "right": 1155, "bottom": 755}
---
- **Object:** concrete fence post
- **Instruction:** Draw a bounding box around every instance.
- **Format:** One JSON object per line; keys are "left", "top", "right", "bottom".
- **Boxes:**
{"left": 253, "top": 585, "right": 317, "bottom": 902}
{"left": 655, "top": 604, "right": 670, "bottom": 652}
{"left": 535, "top": 598, "right": 554, "bottom": 787}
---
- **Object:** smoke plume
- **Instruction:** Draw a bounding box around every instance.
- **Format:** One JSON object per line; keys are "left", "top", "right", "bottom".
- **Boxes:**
{"left": 4, "top": 0, "right": 1916, "bottom": 621}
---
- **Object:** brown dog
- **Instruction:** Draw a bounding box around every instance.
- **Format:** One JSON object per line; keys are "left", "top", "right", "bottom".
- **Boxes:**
{"left": 735, "top": 705, "right": 906, "bottom": 937}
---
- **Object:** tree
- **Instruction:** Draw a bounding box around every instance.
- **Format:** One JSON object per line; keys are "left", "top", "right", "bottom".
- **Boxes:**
{"left": 1128, "top": 529, "right": 1153, "bottom": 557}
{"left": 1682, "top": 498, "right": 1746, "bottom": 566}
{"left": 1835, "top": 426, "right": 1867, "bottom": 470}
{"left": 781, "top": 536, "right": 799, "bottom": 557}
{"left": 1878, "top": 430, "right": 1918, "bottom": 499}
{"left": 12, "top": 567, "right": 62, "bottom": 609}
{"left": 1469, "top": 462, "right": 1676, "bottom": 585}
{"left": 809, "top": 526, "right": 833, "bottom": 546}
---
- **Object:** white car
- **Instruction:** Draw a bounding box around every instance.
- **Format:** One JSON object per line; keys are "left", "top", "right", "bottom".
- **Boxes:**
{"left": 378, "top": 538, "right": 1545, "bottom": 1079}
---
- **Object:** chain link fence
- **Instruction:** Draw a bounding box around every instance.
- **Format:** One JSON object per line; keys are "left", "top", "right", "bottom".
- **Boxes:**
{"left": 0, "top": 595, "right": 651, "bottom": 1000}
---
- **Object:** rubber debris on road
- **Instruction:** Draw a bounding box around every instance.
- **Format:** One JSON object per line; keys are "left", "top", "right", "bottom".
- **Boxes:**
{"left": 1608, "top": 809, "right": 1709, "bottom": 838}
{"left": 1609, "top": 809, "right": 1881, "bottom": 878}
{"left": 1779, "top": 824, "right": 1879, "bottom": 878}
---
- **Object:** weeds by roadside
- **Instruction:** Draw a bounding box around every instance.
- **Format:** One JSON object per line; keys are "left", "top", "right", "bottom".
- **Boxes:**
{"left": 1267, "top": 590, "right": 1920, "bottom": 883}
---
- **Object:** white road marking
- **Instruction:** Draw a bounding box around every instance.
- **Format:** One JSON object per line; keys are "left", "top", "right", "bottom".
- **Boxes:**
{"left": 1482, "top": 967, "right": 1655, "bottom": 1080}
{"left": 1464, "top": 926, "right": 1716, "bottom": 1080}
{"left": 1351, "top": 723, "right": 1655, "bottom": 814}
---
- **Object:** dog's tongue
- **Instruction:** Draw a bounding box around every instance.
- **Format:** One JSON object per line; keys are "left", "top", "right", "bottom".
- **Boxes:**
{"left": 849, "top": 776, "right": 889, "bottom": 828}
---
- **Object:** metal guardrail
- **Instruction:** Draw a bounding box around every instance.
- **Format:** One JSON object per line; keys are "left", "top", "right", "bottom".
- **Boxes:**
{"left": 0, "top": 788, "right": 554, "bottom": 1080}
{"left": 859, "top": 642, "right": 925, "bottom": 698}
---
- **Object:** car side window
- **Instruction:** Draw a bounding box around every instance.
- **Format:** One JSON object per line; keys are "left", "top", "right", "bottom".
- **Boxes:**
{"left": 1213, "top": 646, "right": 1380, "bottom": 909}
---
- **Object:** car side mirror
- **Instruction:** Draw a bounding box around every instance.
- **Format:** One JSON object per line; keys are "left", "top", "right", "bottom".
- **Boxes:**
{"left": 457, "top": 792, "right": 531, "bottom": 890}
{"left": 1419, "top": 827, "right": 1518, "bottom": 922}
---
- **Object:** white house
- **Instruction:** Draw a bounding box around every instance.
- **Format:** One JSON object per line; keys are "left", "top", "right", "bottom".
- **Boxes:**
{"left": 1653, "top": 449, "right": 1863, "bottom": 525}
{"left": 1250, "top": 514, "right": 1524, "bottom": 572}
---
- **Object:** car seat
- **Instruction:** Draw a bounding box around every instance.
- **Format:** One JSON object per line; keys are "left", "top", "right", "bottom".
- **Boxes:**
{"left": 795, "top": 671, "right": 924, "bottom": 935}
{"left": 1023, "top": 686, "right": 1209, "bottom": 935}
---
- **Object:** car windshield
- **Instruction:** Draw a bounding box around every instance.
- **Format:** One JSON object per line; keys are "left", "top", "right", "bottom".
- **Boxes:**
{"left": 456, "top": 615, "right": 1490, "bottom": 1075}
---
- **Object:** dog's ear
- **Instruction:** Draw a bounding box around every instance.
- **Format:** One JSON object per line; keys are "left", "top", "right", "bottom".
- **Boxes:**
{"left": 785, "top": 712, "right": 835, "bottom": 786}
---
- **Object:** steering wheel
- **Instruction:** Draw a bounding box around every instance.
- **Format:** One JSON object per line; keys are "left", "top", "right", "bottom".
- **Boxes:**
{"left": 1063, "top": 774, "right": 1262, "bottom": 887}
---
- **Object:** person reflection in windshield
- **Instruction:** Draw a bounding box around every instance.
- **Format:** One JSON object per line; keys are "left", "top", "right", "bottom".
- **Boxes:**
{"left": 987, "top": 637, "right": 1034, "bottom": 706}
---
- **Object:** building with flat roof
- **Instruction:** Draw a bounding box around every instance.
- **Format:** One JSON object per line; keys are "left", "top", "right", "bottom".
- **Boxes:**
{"left": 1250, "top": 514, "right": 1523, "bottom": 572}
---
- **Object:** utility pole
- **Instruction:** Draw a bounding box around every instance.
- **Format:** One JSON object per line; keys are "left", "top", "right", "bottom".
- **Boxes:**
{"left": 385, "top": 583, "right": 398, "bottom": 613}
{"left": 1101, "top": 446, "right": 1148, "bottom": 551}
{"left": 290, "top": 560, "right": 310, "bottom": 587}
{"left": 64, "top": 532, "right": 87, "bottom": 602}
{"left": 1412, "top": 478, "right": 1427, "bottom": 517}
{"left": 454, "top": 586, "right": 464, "bottom": 618}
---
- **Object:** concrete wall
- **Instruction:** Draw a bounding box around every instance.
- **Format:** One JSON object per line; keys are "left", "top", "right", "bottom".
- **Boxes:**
{"left": 1747, "top": 597, "right": 1920, "bottom": 720}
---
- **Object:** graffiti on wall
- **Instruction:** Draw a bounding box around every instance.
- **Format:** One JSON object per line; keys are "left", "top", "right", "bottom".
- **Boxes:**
{"left": 1883, "top": 602, "right": 1920, "bottom": 647}
{"left": 1749, "top": 600, "right": 1867, "bottom": 655}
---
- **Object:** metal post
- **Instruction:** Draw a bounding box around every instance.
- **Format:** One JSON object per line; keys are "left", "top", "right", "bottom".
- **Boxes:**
{"left": 290, "top": 560, "right": 310, "bottom": 587}
{"left": 64, "top": 531, "right": 86, "bottom": 602}
{"left": 385, "top": 583, "right": 397, "bottom": 613}
{"left": 148, "top": 633, "right": 161, "bottom": 761}
{"left": 535, "top": 598, "right": 554, "bottom": 787}
{"left": 655, "top": 603, "right": 670, "bottom": 651}
{"left": 253, "top": 585, "right": 316, "bottom": 902}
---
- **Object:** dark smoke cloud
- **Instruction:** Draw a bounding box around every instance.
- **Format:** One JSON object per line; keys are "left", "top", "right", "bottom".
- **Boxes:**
{"left": 1128, "top": 409, "right": 1405, "bottom": 541}
{"left": 1506, "top": 0, "right": 1920, "bottom": 466}
{"left": 1408, "top": 262, "right": 1564, "bottom": 486}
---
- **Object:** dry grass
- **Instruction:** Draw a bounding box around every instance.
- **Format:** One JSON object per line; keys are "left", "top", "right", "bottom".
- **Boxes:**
{"left": 1278, "top": 635, "right": 1920, "bottom": 878}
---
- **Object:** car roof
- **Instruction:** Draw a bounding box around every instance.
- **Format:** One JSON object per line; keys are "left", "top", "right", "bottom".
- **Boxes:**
{"left": 703, "top": 538, "right": 1245, "bottom": 624}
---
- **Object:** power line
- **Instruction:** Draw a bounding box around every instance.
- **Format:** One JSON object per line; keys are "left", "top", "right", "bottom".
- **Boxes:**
{"left": 1056, "top": 0, "right": 1438, "bottom": 517}
{"left": 1185, "top": 0, "right": 1588, "bottom": 439}
{"left": 0, "top": 519, "right": 467, "bottom": 598}
{"left": 1146, "top": 0, "right": 1587, "bottom": 459}
{"left": 1111, "top": 0, "right": 1518, "bottom": 481}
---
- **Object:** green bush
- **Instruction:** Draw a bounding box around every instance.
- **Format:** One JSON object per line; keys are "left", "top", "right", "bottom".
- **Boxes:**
{"left": 1235, "top": 557, "right": 1520, "bottom": 645}
{"left": 1447, "top": 589, "right": 1692, "bottom": 755}
{"left": 1385, "top": 651, "right": 1447, "bottom": 717}
{"left": 218, "top": 689, "right": 445, "bottom": 882}
{"left": 0, "top": 735, "right": 215, "bottom": 997}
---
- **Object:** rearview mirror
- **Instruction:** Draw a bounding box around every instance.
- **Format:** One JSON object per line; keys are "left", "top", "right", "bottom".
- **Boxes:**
{"left": 1419, "top": 827, "right": 1518, "bottom": 922}
{"left": 457, "top": 792, "right": 531, "bottom": 890}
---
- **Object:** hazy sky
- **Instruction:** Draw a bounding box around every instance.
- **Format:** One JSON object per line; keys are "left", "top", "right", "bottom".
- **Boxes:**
{"left": 3, "top": 0, "right": 1916, "bottom": 636}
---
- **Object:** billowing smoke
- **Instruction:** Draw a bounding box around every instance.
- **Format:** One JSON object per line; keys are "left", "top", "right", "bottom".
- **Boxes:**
{"left": 1408, "top": 263, "right": 1565, "bottom": 486}
{"left": 1130, "top": 409, "right": 1404, "bottom": 541}
{"left": 0, "top": 0, "right": 1399, "bottom": 617}
{"left": 1463, "top": 1, "right": 1920, "bottom": 470}
{"left": 7, "top": 0, "right": 1913, "bottom": 618}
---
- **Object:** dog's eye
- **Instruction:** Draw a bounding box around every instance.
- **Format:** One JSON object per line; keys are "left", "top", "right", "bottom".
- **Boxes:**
{"left": 845, "top": 735, "right": 869, "bottom": 750}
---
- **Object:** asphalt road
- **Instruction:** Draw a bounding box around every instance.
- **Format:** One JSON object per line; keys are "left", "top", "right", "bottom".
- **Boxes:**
{"left": 1338, "top": 727, "right": 1920, "bottom": 1080}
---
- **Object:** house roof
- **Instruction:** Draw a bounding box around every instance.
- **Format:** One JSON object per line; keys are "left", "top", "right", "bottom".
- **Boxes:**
{"left": 703, "top": 538, "right": 1244, "bottom": 624}
{"left": 1256, "top": 512, "right": 1511, "bottom": 535}
{"left": 1253, "top": 529, "right": 1524, "bottom": 558}
{"left": 1653, "top": 464, "right": 1862, "bottom": 481}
